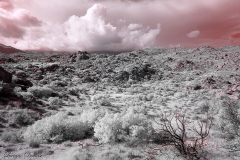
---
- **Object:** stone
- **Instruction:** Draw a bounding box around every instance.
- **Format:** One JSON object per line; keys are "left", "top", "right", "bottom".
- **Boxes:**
{"left": 77, "top": 51, "right": 90, "bottom": 60}
{"left": 45, "top": 64, "right": 59, "bottom": 72}
{"left": 13, "top": 78, "right": 33, "bottom": 90}
{"left": 0, "top": 66, "right": 12, "bottom": 83}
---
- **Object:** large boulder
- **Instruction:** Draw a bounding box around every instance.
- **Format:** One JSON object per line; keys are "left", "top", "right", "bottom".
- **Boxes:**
{"left": 77, "top": 51, "right": 90, "bottom": 60}
{"left": 13, "top": 78, "right": 33, "bottom": 90}
{"left": 44, "top": 64, "right": 59, "bottom": 72}
{"left": 129, "top": 64, "right": 156, "bottom": 81}
{"left": 174, "top": 60, "right": 197, "bottom": 71}
{"left": 0, "top": 66, "right": 12, "bottom": 83}
{"left": 114, "top": 64, "right": 158, "bottom": 82}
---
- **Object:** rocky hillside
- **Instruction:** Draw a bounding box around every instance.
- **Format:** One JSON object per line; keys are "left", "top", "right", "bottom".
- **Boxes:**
{"left": 0, "top": 46, "right": 240, "bottom": 160}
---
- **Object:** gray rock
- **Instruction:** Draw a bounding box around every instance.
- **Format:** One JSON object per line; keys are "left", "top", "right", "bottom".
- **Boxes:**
{"left": 0, "top": 66, "right": 12, "bottom": 83}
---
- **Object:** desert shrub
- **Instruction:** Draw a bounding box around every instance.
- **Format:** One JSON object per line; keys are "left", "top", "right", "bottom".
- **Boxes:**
{"left": 68, "top": 88, "right": 79, "bottom": 96}
{"left": 216, "top": 100, "right": 240, "bottom": 134}
{"left": 13, "top": 110, "right": 35, "bottom": 126}
{"left": 23, "top": 112, "right": 93, "bottom": 144}
{"left": 49, "top": 119, "right": 90, "bottom": 143}
{"left": 27, "top": 86, "right": 53, "bottom": 98}
{"left": 78, "top": 108, "right": 106, "bottom": 125}
{"left": 138, "top": 94, "right": 154, "bottom": 101}
{"left": 1, "top": 130, "right": 23, "bottom": 143}
{"left": 100, "top": 98, "right": 112, "bottom": 106}
{"left": 63, "top": 140, "right": 72, "bottom": 147}
{"left": 197, "top": 100, "right": 211, "bottom": 113}
{"left": 194, "top": 100, "right": 212, "bottom": 114}
{"left": 215, "top": 99, "right": 240, "bottom": 151}
{"left": 13, "top": 86, "right": 22, "bottom": 92}
{"left": 94, "top": 107, "right": 154, "bottom": 144}
{"left": 48, "top": 97, "right": 63, "bottom": 106}
{"left": 49, "top": 80, "right": 67, "bottom": 87}
{"left": 93, "top": 95, "right": 112, "bottom": 106}
{"left": 15, "top": 90, "right": 35, "bottom": 103}
{"left": 29, "top": 139, "right": 40, "bottom": 148}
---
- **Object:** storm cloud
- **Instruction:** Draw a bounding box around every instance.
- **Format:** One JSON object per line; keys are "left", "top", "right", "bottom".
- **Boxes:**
{"left": 0, "top": 0, "right": 240, "bottom": 52}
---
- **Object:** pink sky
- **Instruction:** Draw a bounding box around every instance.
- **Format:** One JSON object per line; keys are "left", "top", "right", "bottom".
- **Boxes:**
{"left": 0, "top": 0, "right": 240, "bottom": 52}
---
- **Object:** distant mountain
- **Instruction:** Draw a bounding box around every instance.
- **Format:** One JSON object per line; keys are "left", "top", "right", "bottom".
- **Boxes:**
{"left": 0, "top": 44, "right": 25, "bottom": 54}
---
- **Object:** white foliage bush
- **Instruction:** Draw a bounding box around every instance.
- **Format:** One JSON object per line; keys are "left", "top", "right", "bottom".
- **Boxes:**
{"left": 28, "top": 86, "right": 53, "bottom": 97}
{"left": 94, "top": 107, "right": 154, "bottom": 143}
{"left": 78, "top": 108, "right": 106, "bottom": 125}
{"left": 210, "top": 99, "right": 240, "bottom": 152}
{"left": 15, "top": 91, "right": 34, "bottom": 102}
{"left": 48, "top": 97, "right": 63, "bottom": 105}
{"left": 49, "top": 80, "right": 68, "bottom": 88}
{"left": 213, "top": 100, "right": 240, "bottom": 132}
{"left": 23, "top": 112, "right": 91, "bottom": 144}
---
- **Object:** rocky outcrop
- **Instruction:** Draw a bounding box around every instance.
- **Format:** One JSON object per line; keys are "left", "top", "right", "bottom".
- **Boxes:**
{"left": 114, "top": 64, "right": 159, "bottom": 82}
{"left": 115, "top": 71, "right": 130, "bottom": 81}
{"left": 0, "top": 66, "right": 12, "bottom": 83}
{"left": 44, "top": 64, "right": 59, "bottom": 72}
{"left": 174, "top": 60, "right": 197, "bottom": 71}
{"left": 0, "top": 58, "right": 15, "bottom": 64}
{"left": 13, "top": 78, "right": 33, "bottom": 90}
{"left": 77, "top": 51, "right": 90, "bottom": 60}
{"left": 129, "top": 64, "right": 157, "bottom": 81}
{"left": 69, "top": 51, "right": 90, "bottom": 62}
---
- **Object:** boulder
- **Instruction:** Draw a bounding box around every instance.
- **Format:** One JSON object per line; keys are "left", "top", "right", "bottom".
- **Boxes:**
{"left": 13, "top": 78, "right": 33, "bottom": 90}
{"left": 0, "top": 66, "right": 12, "bottom": 83}
{"left": 174, "top": 60, "right": 197, "bottom": 71}
{"left": 115, "top": 71, "right": 130, "bottom": 81}
{"left": 0, "top": 58, "right": 15, "bottom": 64}
{"left": 77, "top": 51, "right": 90, "bottom": 60}
{"left": 129, "top": 64, "right": 156, "bottom": 81}
{"left": 45, "top": 64, "right": 59, "bottom": 72}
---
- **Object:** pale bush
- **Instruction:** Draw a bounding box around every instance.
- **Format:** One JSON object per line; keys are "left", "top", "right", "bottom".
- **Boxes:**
{"left": 23, "top": 112, "right": 92, "bottom": 144}
{"left": 100, "top": 98, "right": 112, "bottom": 106}
{"left": 94, "top": 112, "right": 122, "bottom": 143}
{"left": 214, "top": 99, "right": 240, "bottom": 152}
{"left": 215, "top": 100, "right": 240, "bottom": 134}
{"left": 15, "top": 91, "right": 34, "bottom": 102}
{"left": 78, "top": 108, "right": 106, "bottom": 125}
{"left": 49, "top": 80, "right": 67, "bottom": 87}
{"left": 94, "top": 108, "right": 154, "bottom": 144}
{"left": 48, "top": 97, "right": 63, "bottom": 105}
{"left": 14, "top": 86, "right": 22, "bottom": 92}
{"left": 28, "top": 86, "right": 53, "bottom": 97}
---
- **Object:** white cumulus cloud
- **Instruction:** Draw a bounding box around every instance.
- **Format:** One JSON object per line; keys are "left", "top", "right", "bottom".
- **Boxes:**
{"left": 187, "top": 30, "right": 200, "bottom": 38}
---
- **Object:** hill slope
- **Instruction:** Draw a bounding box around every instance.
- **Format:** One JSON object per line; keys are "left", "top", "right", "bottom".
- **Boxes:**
{"left": 0, "top": 46, "right": 240, "bottom": 160}
{"left": 0, "top": 44, "right": 25, "bottom": 54}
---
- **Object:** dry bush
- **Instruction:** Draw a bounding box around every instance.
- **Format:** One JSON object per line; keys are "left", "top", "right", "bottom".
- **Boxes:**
{"left": 155, "top": 110, "right": 213, "bottom": 160}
